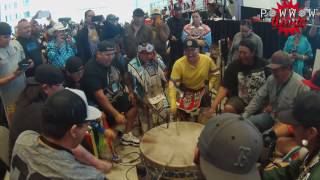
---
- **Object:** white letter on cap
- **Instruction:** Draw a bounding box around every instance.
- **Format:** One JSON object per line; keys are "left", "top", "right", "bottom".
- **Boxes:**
{"left": 234, "top": 146, "right": 252, "bottom": 168}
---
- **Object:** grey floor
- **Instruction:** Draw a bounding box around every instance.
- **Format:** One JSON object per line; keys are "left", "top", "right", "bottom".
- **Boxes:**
{"left": 107, "top": 145, "right": 140, "bottom": 180}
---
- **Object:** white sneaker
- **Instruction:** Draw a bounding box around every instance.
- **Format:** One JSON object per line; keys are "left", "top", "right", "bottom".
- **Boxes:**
{"left": 121, "top": 132, "right": 140, "bottom": 146}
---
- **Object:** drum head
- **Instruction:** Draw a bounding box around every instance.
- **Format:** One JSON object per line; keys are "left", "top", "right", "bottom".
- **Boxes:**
{"left": 140, "top": 122, "right": 204, "bottom": 168}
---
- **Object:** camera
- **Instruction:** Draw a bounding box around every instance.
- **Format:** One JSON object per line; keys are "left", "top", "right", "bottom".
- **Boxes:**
{"left": 92, "top": 15, "right": 104, "bottom": 23}
{"left": 18, "top": 59, "right": 31, "bottom": 71}
{"left": 91, "top": 15, "right": 105, "bottom": 37}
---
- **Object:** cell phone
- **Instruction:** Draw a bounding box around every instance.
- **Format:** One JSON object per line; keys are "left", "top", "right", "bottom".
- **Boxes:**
{"left": 18, "top": 59, "right": 30, "bottom": 71}
{"left": 92, "top": 15, "right": 104, "bottom": 22}
{"left": 37, "top": 11, "right": 50, "bottom": 19}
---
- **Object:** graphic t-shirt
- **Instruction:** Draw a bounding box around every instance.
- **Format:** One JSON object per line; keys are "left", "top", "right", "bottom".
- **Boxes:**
{"left": 222, "top": 58, "right": 269, "bottom": 104}
{"left": 81, "top": 59, "right": 124, "bottom": 105}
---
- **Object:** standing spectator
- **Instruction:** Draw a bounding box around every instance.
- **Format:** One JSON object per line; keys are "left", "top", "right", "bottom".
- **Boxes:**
{"left": 0, "top": 22, "right": 31, "bottom": 125}
{"left": 284, "top": 29, "right": 313, "bottom": 76}
{"left": 76, "top": 10, "right": 100, "bottom": 64}
{"left": 206, "top": 1, "right": 233, "bottom": 19}
{"left": 16, "top": 19, "right": 43, "bottom": 77}
{"left": 123, "top": 8, "right": 153, "bottom": 60}
{"left": 228, "top": 19, "right": 263, "bottom": 64}
{"left": 150, "top": 9, "right": 170, "bottom": 65}
{"left": 100, "top": 14, "right": 123, "bottom": 41}
{"left": 10, "top": 88, "right": 107, "bottom": 179}
{"left": 167, "top": 3, "right": 185, "bottom": 74}
{"left": 161, "top": 8, "right": 169, "bottom": 22}
{"left": 182, "top": 11, "right": 212, "bottom": 53}
{"left": 47, "top": 22, "right": 77, "bottom": 69}
{"left": 29, "top": 19, "right": 41, "bottom": 40}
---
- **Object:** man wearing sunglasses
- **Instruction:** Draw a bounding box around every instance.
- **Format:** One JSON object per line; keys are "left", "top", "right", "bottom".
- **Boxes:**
{"left": 127, "top": 42, "right": 168, "bottom": 130}
{"left": 168, "top": 39, "right": 220, "bottom": 120}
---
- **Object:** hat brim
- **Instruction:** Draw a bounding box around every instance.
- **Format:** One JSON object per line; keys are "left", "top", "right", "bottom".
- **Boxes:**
{"left": 266, "top": 63, "right": 282, "bottom": 69}
{"left": 55, "top": 27, "right": 67, "bottom": 31}
{"left": 302, "top": 79, "right": 320, "bottom": 91}
{"left": 200, "top": 157, "right": 261, "bottom": 180}
{"left": 277, "top": 110, "right": 300, "bottom": 126}
{"left": 86, "top": 106, "right": 102, "bottom": 121}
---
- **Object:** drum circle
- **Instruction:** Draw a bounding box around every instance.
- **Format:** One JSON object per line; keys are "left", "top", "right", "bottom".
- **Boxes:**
{"left": 140, "top": 122, "right": 205, "bottom": 179}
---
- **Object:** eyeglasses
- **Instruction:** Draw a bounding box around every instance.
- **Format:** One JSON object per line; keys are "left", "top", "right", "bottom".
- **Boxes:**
{"left": 138, "top": 43, "right": 154, "bottom": 53}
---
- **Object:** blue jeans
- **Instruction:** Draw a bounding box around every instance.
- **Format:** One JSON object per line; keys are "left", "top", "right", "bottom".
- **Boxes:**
{"left": 246, "top": 112, "right": 274, "bottom": 132}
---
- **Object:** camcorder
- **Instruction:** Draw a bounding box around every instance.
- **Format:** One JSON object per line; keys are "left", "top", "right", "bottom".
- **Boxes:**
{"left": 92, "top": 15, "right": 104, "bottom": 23}
{"left": 91, "top": 15, "right": 105, "bottom": 35}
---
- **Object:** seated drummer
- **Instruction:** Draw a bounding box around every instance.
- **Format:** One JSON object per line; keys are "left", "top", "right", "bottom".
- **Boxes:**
{"left": 81, "top": 41, "right": 139, "bottom": 146}
{"left": 243, "top": 51, "right": 309, "bottom": 133}
{"left": 263, "top": 92, "right": 320, "bottom": 179}
{"left": 10, "top": 88, "right": 107, "bottom": 179}
{"left": 194, "top": 113, "right": 263, "bottom": 179}
{"left": 64, "top": 56, "right": 84, "bottom": 89}
{"left": 168, "top": 38, "right": 220, "bottom": 119}
{"left": 210, "top": 39, "right": 269, "bottom": 114}
{"left": 127, "top": 42, "right": 168, "bottom": 127}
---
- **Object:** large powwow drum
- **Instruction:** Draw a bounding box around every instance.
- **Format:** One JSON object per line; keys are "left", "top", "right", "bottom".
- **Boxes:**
{"left": 140, "top": 122, "right": 204, "bottom": 179}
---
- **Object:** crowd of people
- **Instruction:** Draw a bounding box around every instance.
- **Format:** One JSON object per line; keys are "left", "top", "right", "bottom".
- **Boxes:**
{"left": 1, "top": 1, "right": 320, "bottom": 179}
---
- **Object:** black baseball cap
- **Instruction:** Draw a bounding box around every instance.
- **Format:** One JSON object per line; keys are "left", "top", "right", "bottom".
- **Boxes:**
{"left": 198, "top": 113, "right": 263, "bottom": 180}
{"left": 34, "top": 64, "right": 64, "bottom": 85}
{"left": 183, "top": 39, "right": 199, "bottom": 49}
{"left": 65, "top": 56, "right": 84, "bottom": 73}
{"left": 277, "top": 91, "right": 320, "bottom": 127}
{"left": 97, "top": 40, "right": 115, "bottom": 52}
{"left": 0, "top": 22, "right": 12, "bottom": 36}
{"left": 133, "top": 8, "right": 145, "bottom": 17}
